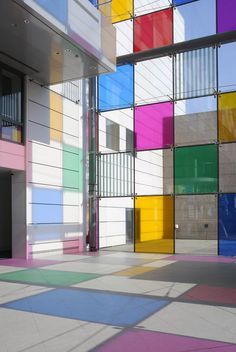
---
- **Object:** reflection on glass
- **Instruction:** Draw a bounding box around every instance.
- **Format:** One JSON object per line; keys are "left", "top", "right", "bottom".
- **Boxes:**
{"left": 219, "top": 143, "right": 236, "bottom": 193}
{"left": 99, "top": 64, "right": 134, "bottom": 111}
{"left": 175, "top": 145, "right": 218, "bottom": 194}
{"left": 135, "top": 150, "right": 173, "bottom": 195}
{"left": 2, "top": 122, "right": 22, "bottom": 143}
{"left": 175, "top": 195, "right": 217, "bottom": 255}
{"left": 173, "top": 0, "right": 196, "bottom": 5}
{"left": 135, "top": 196, "right": 174, "bottom": 253}
{"left": 135, "top": 102, "right": 173, "bottom": 150}
{"left": 219, "top": 193, "right": 236, "bottom": 256}
{"left": 217, "top": 0, "right": 236, "bottom": 33}
{"left": 134, "top": 8, "right": 173, "bottom": 52}
{"left": 219, "top": 92, "right": 236, "bottom": 142}
{"left": 106, "top": 119, "right": 120, "bottom": 151}
{"left": 174, "top": 0, "right": 216, "bottom": 43}
{"left": 175, "top": 96, "right": 217, "bottom": 146}
{"left": 218, "top": 42, "right": 236, "bottom": 93}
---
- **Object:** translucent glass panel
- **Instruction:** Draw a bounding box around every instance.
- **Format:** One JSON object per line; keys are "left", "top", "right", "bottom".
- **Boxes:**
{"left": 99, "top": 197, "right": 133, "bottom": 248}
{"left": 174, "top": 96, "right": 217, "bottom": 146}
{"left": 134, "top": 0, "right": 170, "bottom": 17}
{"left": 114, "top": 20, "right": 133, "bottom": 57}
{"left": 99, "top": 64, "right": 134, "bottom": 112}
{"left": 174, "top": 47, "right": 216, "bottom": 100}
{"left": 134, "top": 8, "right": 173, "bottom": 53}
{"left": 111, "top": 0, "right": 133, "bottom": 23}
{"left": 135, "top": 196, "right": 174, "bottom": 253}
{"left": 217, "top": 0, "right": 236, "bottom": 33}
{"left": 174, "top": 0, "right": 216, "bottom": 43}
{"left": 135, "top": 56, "right": 173, "bottom": 105}
{"left": 218, "top": 92, "right": 236, "bottom": 142}
{"left": 135, "top": 102, "right": 173, "bottom": 150}
{"left": 218, "top": 42, "right": 236, "bottom": 93}
{"left": 175, "top": 195, "right": 217, "bottom": 255}
{"left": 135, "top": 150, "right": 173, "bottom": 195}
{"left": 219, "top": 143, "right": 236, "bottom": 192}
{"left": 99, "top": 109, "right": 133, "bottom": 153}
{"left": 175, "top": 145, "right": 218, "bottom": 194}
{"left": 219, "top": 194, "right": 236, "bottom": 256}
{"left": 98, "top": 153, "right": 133, "bottom": 197}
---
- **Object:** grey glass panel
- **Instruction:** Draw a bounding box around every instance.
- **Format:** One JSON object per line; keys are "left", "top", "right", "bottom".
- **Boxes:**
{"left": 175, "top": 195, "right": 217, "bottom": 255}
{"left": 174, "top": 47, "right": 216, "bottom": 100}
{"left": 99, "top": 197, "right": 134, "bottom": 248}
{"left": 218, "top": 42, "right": 236, "bottom": 93}
{"left": 98, "top": 152, "right": 133, "bottom": 197}
{"left": 135, "top": 149, "right": 173, "bottom": 195}
{"left": 174, "top": 0, "right": 216, "bottom": 44}
{"left": 175, "top": 96, "right": 217, "bottom": 146}
{"left": 219, "top": 143, "right": 236, "bottom": 192}
{"left": 106, "top": 119, "right": 120, "bottom": 151}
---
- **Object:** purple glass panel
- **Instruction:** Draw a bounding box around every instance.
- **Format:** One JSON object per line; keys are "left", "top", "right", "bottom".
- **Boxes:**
{"left": 135, "top": 102, "right": 173, "bottom": 150}
{"left": 218, "top": 0, "right": 236, "bottom": 33}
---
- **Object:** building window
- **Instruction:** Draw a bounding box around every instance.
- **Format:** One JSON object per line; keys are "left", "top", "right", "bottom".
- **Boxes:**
{"left": 106, "top": 118, "right": 120, "bottom": 151}
{"left": 0, "top": 67, "right": 23, "bottom": 143}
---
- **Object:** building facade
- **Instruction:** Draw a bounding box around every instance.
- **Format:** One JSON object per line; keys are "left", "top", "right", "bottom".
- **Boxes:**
{"left": 97, "top": 0, "right": 236, "bottom": 256}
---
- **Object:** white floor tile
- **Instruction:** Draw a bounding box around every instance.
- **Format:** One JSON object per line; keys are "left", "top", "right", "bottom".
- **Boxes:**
{"left": 140, "top": 302, "right": 236, "bottom": 343}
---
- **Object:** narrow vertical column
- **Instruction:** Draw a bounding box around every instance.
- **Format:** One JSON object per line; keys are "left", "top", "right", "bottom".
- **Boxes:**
{"left": 88, "top": 77, "right": 98, "bottom": 251}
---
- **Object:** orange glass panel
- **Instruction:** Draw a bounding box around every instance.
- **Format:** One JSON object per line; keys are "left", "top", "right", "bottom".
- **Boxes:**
{"left": 135, "top": 196, "right": 174, "bottom": 253}
{"left": 50, "top": 92, "right": 62, "bottom": 142}
{"left": 219, "top": 92, "right": 236, "bottom": 142}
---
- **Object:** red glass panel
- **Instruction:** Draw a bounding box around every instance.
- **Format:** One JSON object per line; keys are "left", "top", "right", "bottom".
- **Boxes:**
{"left": 134, "top": 8, "right": 173, "bottom": 52}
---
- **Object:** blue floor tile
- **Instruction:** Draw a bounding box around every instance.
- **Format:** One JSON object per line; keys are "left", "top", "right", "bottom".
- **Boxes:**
{"left": 2, "top": 288, "right": 168, "bottom": 327}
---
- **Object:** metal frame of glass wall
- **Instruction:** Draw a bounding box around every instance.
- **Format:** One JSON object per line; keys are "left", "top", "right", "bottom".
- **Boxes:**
{"left": 97, "top": 0, "right": 236, "bottom": 255}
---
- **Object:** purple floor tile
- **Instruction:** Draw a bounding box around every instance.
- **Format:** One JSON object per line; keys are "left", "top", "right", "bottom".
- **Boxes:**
{"left": 96, "top": 330, "right": 236, "bottom": 352}
{"left": 165, "top": 255, "right": 235, "bottom": 263}
{"left": 0, "top": 259, "right": 64, "bottom": 268}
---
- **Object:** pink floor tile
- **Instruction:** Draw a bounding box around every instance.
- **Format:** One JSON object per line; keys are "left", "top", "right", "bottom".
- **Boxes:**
{"left": 0, "top": 259, "right": 63, "bottom": 268}
{"left": 96, "top": 330, "right": 236, "bottom": 352}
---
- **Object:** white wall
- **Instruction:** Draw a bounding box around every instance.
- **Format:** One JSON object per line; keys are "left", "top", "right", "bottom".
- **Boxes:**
{"left": 26, "top": 80, "right": 87, "bottom": 257}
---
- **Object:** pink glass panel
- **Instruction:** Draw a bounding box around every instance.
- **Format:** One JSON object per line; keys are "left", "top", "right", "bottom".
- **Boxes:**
{"left": 135, "top": 102, "right": 173, "bottom": 150}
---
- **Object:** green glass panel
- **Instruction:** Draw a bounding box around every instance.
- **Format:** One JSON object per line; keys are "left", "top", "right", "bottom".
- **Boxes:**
{"left": 175, "top": 145, "right": 218, "bottom": 194}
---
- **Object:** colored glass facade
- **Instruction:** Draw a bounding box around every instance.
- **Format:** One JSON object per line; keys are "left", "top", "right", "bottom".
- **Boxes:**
{"left": 97, "top": 0, "right": 236, "bottom": 256}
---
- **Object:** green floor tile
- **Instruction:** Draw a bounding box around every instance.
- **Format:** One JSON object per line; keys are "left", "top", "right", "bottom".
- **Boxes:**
{"left": 0, "top": 269, "right": 100, "bottom": 286}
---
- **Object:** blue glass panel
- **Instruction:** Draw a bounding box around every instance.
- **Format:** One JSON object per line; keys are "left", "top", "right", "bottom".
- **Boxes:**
{"left": 219, "top": 194, "right": 236, "bottom": 256}
{"left": 34, "top": 0, "right": 67, "bottom": 24}
{"left": 173, "top": 0, "right": 197, "bottom": 5}
{"left": 99, "top": 64, "right": 134, "bottom": 111}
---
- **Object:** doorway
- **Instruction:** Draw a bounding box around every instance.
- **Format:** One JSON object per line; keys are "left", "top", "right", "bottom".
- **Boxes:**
{"left": 0, "top": 170, "right": 12, "bottom": 258}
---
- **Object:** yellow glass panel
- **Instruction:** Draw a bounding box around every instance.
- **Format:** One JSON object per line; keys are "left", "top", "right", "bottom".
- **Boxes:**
{"left": 113, "top": 0, "right": 133, "bottom": 23}
{"left": 50, "top": 92, "right": 62, "bottom": 142}
{"left": 99, "top": 0, "right": 133, "bottom": 23}
{"left": 135, "top": 196, "right": 174, "bottom": 254}
{"left": 219, "top": 92, "right": 236, "bottom": 142}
